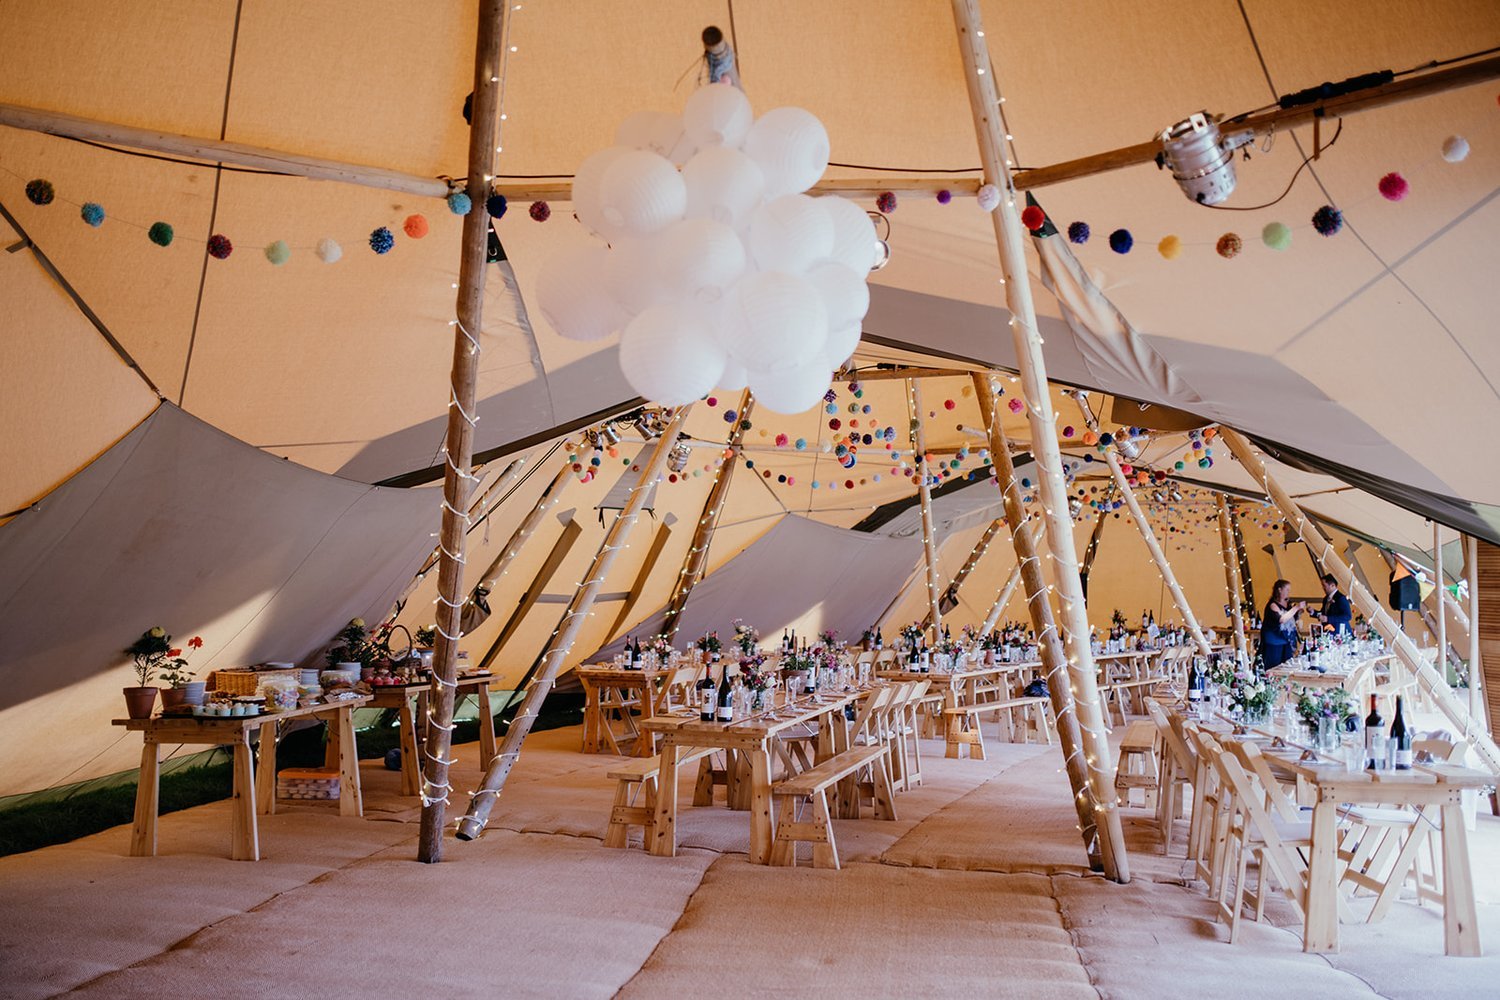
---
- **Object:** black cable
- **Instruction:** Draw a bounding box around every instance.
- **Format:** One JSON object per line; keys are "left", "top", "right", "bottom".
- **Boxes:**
{"left": 1199, "top": 119, "right": 1342, "bottom": 212}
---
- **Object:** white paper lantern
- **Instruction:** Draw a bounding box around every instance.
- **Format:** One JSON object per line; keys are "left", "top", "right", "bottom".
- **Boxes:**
{"left": 821, "top": 321, "right": 861, "bottom": 368}
{"left": 682, "top": 146, "right": 766, "bottom": 230}
{"left": 536, "top": 244, "right": 629, "bottom": 341}
{"left": 603, "top": 234, "right": 672, "bottom": 314}
{"left": 619, "top": 303, "right": 727, "bottom": 406}
{"left": 820, "top": 195, "right": 880, "bottom": 272}
{"left": 805, "top": 261, "right": 869, "bottom": 327}
{"left": 654, "top": 218, "right": 747, "bottom": 304}
{"left": 749, "top": 359, "right": 834, "bottom": 415}
{"left": 614, "top": 111, "right": 697, "bottom": 164}
{"left": 573, "top": 146, "right": 629, "bottom": 239}
{"left": 719, "top": 357, "right": 749, "bottom": 391}
{"left": 742, "top": 107, "right": 830, "bottom": 198}
{"left": 599, "top": 149, "right": 687, "bottom": 237}
{"left": 747, "top": 194, "right": 834, "bottom": 274}
{"left": 719, "top": 270, "right": 827, "bottom": 374}
{"left": 683, "top": 82, "right": 753, "bottom": 149}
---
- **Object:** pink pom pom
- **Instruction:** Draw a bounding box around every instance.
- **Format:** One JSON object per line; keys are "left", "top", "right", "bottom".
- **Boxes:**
{"left": 1007, "top": 398, "right": 1024, "bottom": 413}
{"left": 1378, "top": 172, "right": 1408, "bottom": 201}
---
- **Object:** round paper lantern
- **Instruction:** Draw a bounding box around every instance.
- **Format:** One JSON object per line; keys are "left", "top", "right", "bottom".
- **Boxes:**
{"left": 822, "top": 322, "right": 861, "bottom": 368}
{"left": 719, "top": 270, "right": 827, "bottom": 373}
{"left": 683, "top": 82, "right": 753, "bottom": 148}
{"left": 572, "top": 146, "right": 629, "bottom": 238}
{"left": 614, "top": 110, "right": 695, "bottom": 164}
{"left": 682, "top": 146, "right": 766, "bottom": 230}
{"left": 603, "top": 234, "right": 672, "bottom": 313}
{"left": 719, "top": 357, "right": 749, "bottom": 390}
{"left": 653, "top": 217, "right": 747, "bottom": 304}
{"left": 537, "top": 244, "right": 630, "bottom": 341}
{"left": 804, "top": 261, "right": 869, "bottom": 327}
{"left": 742, "top": 107, "right": 830, "bottom": 199}
{"left": 619, "top": 303, "right": 727, "bottom": 405}
{"left": 1442, "top": 135, "right": 1470, "bottom": 163}
{"left": 748, "top": 194, "right": 834, "bottom": 274}
{"left": 599, "top": 150, "right": 687, "bottom": 236}
{"left": 819, "top": 195, "right": 879, "bottom": 272}
{"left": 750, "top": 358, "right": 833, "bottom": 414}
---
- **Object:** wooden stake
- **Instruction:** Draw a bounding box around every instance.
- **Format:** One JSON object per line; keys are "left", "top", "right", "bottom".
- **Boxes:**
{"left": 952, "top": 0, "right": 1128, "bottom": 881}
{"left": 457, "top": 407, "right": 693, "bottom": 840}
{"left": 974, "top": 373, "right": 1102, "bottom": 869}
{"left": 417, "top": 0, "right": 507, "bottom": 864}
{"left": 1218, "top": 494, "right": 1248, "bottom": 662}
{"left": 1074, "top": 397, "right": 1210, "bottom": 656}
{"left": 909, "top": 379, "right": 944, "bottom": 636}
{"left": 1220, "top": 427, "right": 1500, "bottom": 775}
{"left": 661, "top": 391, "right": 753, "bottom": 641}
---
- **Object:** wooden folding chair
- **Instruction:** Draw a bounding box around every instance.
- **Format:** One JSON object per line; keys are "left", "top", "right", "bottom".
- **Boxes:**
{"left": 1145, "top": 698, "right": 1196, "bottom": 855}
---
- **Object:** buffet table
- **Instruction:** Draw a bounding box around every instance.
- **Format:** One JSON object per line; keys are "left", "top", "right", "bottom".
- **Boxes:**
{"left": 576, "top": 664, "right": 680, "bottom": 756}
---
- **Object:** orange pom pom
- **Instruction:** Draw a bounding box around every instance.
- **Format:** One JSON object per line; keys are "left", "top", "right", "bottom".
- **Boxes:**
{"left": 403, "top": 214, "right": 430, "bottom": 239}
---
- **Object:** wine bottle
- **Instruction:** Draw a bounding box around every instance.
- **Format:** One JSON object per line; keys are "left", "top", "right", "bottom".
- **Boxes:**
{"left": 698, "top": 665, "right": 716, "bottom": 722}
{"left": 1364, "top": 694, "right": 1385, "bottom": 770}
{"left": 781, "top": 629, "right": 790, "bottom": 654}
{"left": 716, "top": 665, "right": 734, "bottom": 722}
{"left": 1391, "top": 695, "right": 1412, "bottom": 770}
{"left": 1187, "top": 658, "right": 1204, "bottom": 709}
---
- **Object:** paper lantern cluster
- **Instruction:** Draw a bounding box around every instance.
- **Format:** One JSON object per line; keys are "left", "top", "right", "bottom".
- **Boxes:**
{"left": 535, "top": 84, "right": 880, "bottom": 414}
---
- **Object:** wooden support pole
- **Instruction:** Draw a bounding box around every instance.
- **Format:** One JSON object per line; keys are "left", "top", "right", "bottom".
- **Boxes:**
{"left": 980, "top": 531, "right": 1031, "bottom": 636}
{"left": 661, "top": 391, "right": 753, "bottom": 641}
{"left": 476, "top": 513, "right": 583, "bottom": 673}
{"left": 974, "top": 374, "right": 1102, "bottom": 869}
{"left": 457, "top": 406, "right": 693, "bottom": 840}
{"left": 840, "top": 366, "right": 974, "bottom": 382}
{"left": 418, "top": 0, "right": 507, "bottom": 864}
{"left": 1079, "top": 484, "right": 1113, "bottom": 600}
{"left": 1220, "top": 427, "right": 1500, "bottom": 774}
{"left": 909, "top": 379, "right": 944, "bottom": 636}
{"left": 1436, "top": 522, "right": 1449, "bottom": 681}
{"left": 474, "top": 460, "right": 574, "bottom": 595}
{"left": 952, "top": 1, "right": 1126, "bottom": 879}
{"left": 608, "top": 518, "right": 675, "bottom": 640}
{"left": 1218, "top": 494, "right": 1248, "bottom": 663}
{"left": 926, "top": 518, "right": 1005, "bottom": 626}
{"left": 1467, "top": 535, "right": 1488, "bottom": 728}
{"left": 1073, "top": 396, "right": 1211, "bottom": 656}
{"left": 1229, "top": 506, "right": 1257, "bottom": 612}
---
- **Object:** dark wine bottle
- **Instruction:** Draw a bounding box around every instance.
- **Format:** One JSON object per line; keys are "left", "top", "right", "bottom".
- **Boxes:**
{"left": 698, "top": 665, "right": 716, "bottom": 722}
{"left": 716, "top": 666, "right": 734, "bottom": 722}
{"left": 1364, "top": 694, "right": 1385, "bottom": 770}
{"left": 1391, "top": 695, "right": 1412, "bottom": 770}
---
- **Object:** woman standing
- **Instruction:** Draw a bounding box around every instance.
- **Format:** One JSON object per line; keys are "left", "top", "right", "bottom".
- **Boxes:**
{"left": 1260, "top": 579, "right": 1306, "bottom": 669}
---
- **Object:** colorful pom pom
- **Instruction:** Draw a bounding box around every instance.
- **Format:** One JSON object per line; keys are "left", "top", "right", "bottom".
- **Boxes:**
{"left": 875, "top": 191, "right": 897, "bottom": 214}
{"left": 1312, "top": 205, "right": 1343, "bottom": 237}
{"left": 1067, "top": 221, "right": 1090, "bottom": 244}
{"left": 316, "top": 238, "right": 343, "bottom": 264}
{"left": 1377, "top": 172, "right": 1408, "bottom": 201}
{"left": 403, "top": 214, "right": 429, "bottom": 238}
{"left": 80, "top": 202, "right": 106, "bottom": 227}
{"left": 486, "top": 194, "right": 508, "bottom": 218}
{"left": 1261, "top": 221, "right": 1292, "bottom": 251}
{"left": 24, "top": 179, "right": 54, "bottom": 206}
{"left": 529, "top": 200, "right": 551, "bottom": 222}
{"left": 1157, "top": 235, "right": 1182, "bottom": 260}
{"left": 206, "top": 234, "right": 233, "bottom": 259}
{"left": 1108, "top": 228, "right": 1133, "bottom": 254}
{"left": 447, "top": 192, "right": 472, "bottom": 215}
{"left": 943, "top": 399, "right": 956, "bottom": 410}
{"left": 148, "top": 222, "right": 174, "bottom": 247}
{"left": 264, "top": 240, "right": 290, "bottom": 266}
{"left": 977, "top": 184, "right": 1000, "bottom": 212}
{"left": 1008, "top": 398, "right": 1024, "bottom": 413}
{"left": 369, "top": 227, "right": 394, "bottom": 254}
{"left": 1020, "top": 204, "right": 1046, "bottom": 230}
{"left": 935, "top": 189, "right": 952, "bottom": 205}
{"left": 1441, "top": 136, "right": 1470, "bottom": 163}
{"left": 1215, "top": 232, "right": 1242, "bottom": 259}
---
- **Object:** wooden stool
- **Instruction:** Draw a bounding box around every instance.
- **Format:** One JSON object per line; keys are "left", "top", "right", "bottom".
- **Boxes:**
{"left": 1115, "top": 719, "right": 1160, "bottom": 808}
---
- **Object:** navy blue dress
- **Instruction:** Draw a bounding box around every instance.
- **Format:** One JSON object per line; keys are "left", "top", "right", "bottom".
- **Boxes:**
{"left": 1261, "top": 601, "right": 1298, "bottom": 668}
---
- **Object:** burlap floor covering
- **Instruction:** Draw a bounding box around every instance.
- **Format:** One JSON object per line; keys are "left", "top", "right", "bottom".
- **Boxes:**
{"left": 3, "top": 720, "right": 1499, "bottom": 999}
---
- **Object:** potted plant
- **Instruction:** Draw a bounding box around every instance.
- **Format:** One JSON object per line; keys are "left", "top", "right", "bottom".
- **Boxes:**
{"left": 122, "top": 627, "right": 180, "bottom": 718}
{"left": 158, "top": 634, "right": 206, "bottom": 709}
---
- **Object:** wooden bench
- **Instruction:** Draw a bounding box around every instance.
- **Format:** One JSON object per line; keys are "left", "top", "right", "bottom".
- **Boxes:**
{"left": 604, "top": 745, "right": 718, "bottom": 849}
{"left": 1114, "top": 719, "right": 1160, "bottom": 809}
{"left": 770, "top": 745, "right": 896, "bottom": 869}
{"left": 1102, "top": 676, "right": 1161, "bottom": 723}
{"left": 947, "top": 695, "right": 1053, "bottom": 753}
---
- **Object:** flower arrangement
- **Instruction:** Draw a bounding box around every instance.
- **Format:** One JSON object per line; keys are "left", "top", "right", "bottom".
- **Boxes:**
{"left": 414, "top": 624, "right": 438, "bottom": 648}
{"left": 327, "top": 617, "right": 380, "bottom": 667}
{"left": 739, "top": 661, "right": 772, "bottom": 692}
{"left": 125, "top": 627, "right": 203, "bottom": 688}
{"left": 1295, "top": 686, "right": 1355, "bottom": 730}
{"left": 649, "top": 635, "right": 674, "bottom": 659}
{"left": 818, "top": 628, "right": 838, "bottom": 648}
{"left": 697, "top": 631, "right": 722, "bottom": 655}
{"left": 732, "top": 619, "right": 760, "bottom": 656}
{"left": 900, "top": 622, "right": 924, "bottom": 648}
{"left": 1222, "top": 667, "right": 1280, "bottom": 721}
{"left": 1110, "top": 608, "right": 1126, "bottom": 628}
{"left": 784, "top": 649, "right": 817, "bottom": 673}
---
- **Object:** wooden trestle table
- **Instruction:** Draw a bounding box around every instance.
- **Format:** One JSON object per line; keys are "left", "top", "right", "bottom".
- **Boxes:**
{"left": 366, "top": 674, "right": 497, "bottom": 796}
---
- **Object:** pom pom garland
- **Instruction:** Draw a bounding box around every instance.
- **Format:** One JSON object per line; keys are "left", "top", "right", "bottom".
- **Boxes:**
{"left": 316, "top": 238, "right": 343, "bottom": 264}
{"left": 1377, "top": 172, "right": 1408, "bottom": 201}
{"left": 875, "top": 190, "right": 897, "bottom": 214}
{"left": 1215, "top": 232, "right": 1242, "bottom": 259}
{"left": 80, "top": 202, "right": 105, "bottom": 227}
{"left": 1261, "top": 222, "right": 1292, "bottom": 251}
{"left": 206, "top": 234, "right": 233, "bottom": 259}
{"left": 1067, "top": 221, "right": 1090, "bottom": 244}
{"left": 977, "top": 184, "right": 1000, "bottom": 212}
{"left": 447, "top": 192, "right": 472, "bottom": 215}
{"left": 148, "top": 222, "right": 174, "bottom": 247}
{"left": 1108, "top": 228, "right": 1133, "bottom": 254}
{"left": 264, "top": 240, "right": 290, "bottom": 266}
{"left": 486, "top": 194, "right": 509, "bottom": 218}
{"left": 1442, "top": 135, "right": 1470, "bottom": 163}
{"left": 1157, "top": 235, "right": 1182, "bottom": 259}
{"left": 529, "top": 200, "right": 551, "bottom": 221}
{"left": 1020, "top": 204, "right": 1045, "bottom": 230}
{"left": 24, "top": 179, "right": 54, "bottom": 205}
{"left": 369, "top": 227, "right": 395, "bottom": 254}
{"left": 403, "top": 214, "right": 429, "bottom": 238}
{"left": 936, "top": 189, "right": 952, "bottom": 204}
{"left": 1312, "top": 205, "right": 1343, "bottom": 237}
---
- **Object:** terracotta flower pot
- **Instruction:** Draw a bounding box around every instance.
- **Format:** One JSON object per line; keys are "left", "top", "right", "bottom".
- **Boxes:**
{"left": 123, "top": 686, "right": 158, "bottom": 719}
{"left": 160, "top": 686, "right": 189, "bottom": 710}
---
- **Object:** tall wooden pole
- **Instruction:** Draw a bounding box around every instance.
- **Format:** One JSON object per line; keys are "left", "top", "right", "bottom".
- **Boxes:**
{"left": 395, "top": 457, "right": 527, "bottom": 611}
{"left": 419, "top": 0, "right": 507, "bottom": 864}
{"left": 1467, "top": 535, "right": 1488, "bottom": 727}
{"left": 975, "top": 374, "right": 1103, "bottom": 869}
{"left": 474, "top": 459, "right": 574, "bottom": 596}
{"left": 1436, "top": 522, "right": 1449, "bottom": 680}
{"left": 1218, "top": 494, "right": 1248, "bottom": 662}
{"left": 926, "top": 518, "right": 1004, "bottom": 628}
{"left": 1230, "top": 508, "right": 1257, "bottom": 612}
{"left": 661, "top": 391, "right": 753, "bottom": 641}
{"left": 457, "top": 407, "right": 693, "bottom": 840}
{"left": 909, "top": 379, "right": 944, "bottom": 636}
{"left": 952, "top": 0, "right": 1128, "bottom": 881}
{"left": 1079, "top": 485, "right": 1113, "bottom": 599}
{"left": 1220, "top": 428, "right": 1500, "bottom": 774}
{"left": 980, "top": 557, "right": 1026, "bottom": 636}
{"left": 1073, "top": 397, "right": 1211, "bottom": 656}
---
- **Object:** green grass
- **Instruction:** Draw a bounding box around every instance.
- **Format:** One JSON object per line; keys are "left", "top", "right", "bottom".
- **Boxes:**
{"left": 0, "top": 694, "right": 584, "bottom": 858}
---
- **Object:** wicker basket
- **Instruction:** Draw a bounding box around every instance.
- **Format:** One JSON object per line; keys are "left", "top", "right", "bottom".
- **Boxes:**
{"left": 207, "top": 668, "right": 298, "bottom": 696}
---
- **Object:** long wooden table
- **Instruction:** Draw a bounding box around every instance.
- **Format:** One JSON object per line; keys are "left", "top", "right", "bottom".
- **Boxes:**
{"left": 576, "top": 664, "right": 682, "bottom": 755}
{"left": 366, "top": 674, "right": 496, "bottom": 796}
{"left": 113, "top": 695, "right": 370, "bottom": 861}
{"left": 640, "top": 690, "right": 861, "bottom": 863}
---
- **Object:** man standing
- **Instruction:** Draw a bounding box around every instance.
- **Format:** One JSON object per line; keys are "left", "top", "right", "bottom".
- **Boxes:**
{"left": 1317, "top": 573, "right": 1353, "bottom": 636}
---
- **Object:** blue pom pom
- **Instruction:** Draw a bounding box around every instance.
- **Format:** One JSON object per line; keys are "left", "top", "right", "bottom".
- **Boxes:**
{"left": 1108, "top": 229, "right": 1133, "bottom": 254}
{"left": 369, "top": 227, "right": 395, "bottom": 254}
{"left": 80, "top": 202, "right": 106, "bottom": 227}
{"left": 1312, "top": 205, "right": 1343, "bottom": 237}
{"left": 1067, "top": 221, "right": 1090, "bottom": 244}
{"left": 447, "top": 192, "right": 473, "bottom": 215}
{"left": 486, "top": 194, "right": 509, "bottom": 218}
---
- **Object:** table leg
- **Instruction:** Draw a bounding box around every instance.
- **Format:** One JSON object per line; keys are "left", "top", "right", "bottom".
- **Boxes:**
{"left": 335, "top": 705, "right": 363, "bottom": 818}
{"left": 477, "top": 682, "right": 497, "bottom": 770}
{"left": 749, "top": 746, "right": 773, "bottom": 864}
{"left": 1440, "top": 800, "right": 1481, "bottom": 956}
{"left": 399, "top": 699, "right": 421, "bottom": 797}
{"left": 1304, "top": 794, "right": 1341, "bottom": 953}
{"left": 231, "top": 736, "right": 260, "bottom": 861}
{"left": 129, "top": 740, "right": 162, "bottom": 857}
{"left": 649, "top": 738, "right": 680, "bottom": 857}
{"left": 256, "top": 719, "right": 277, "bottom": 815}
{"left": 582, "top": 680, "right": 601, "bottom": 753}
